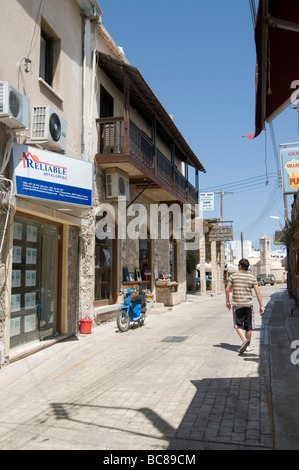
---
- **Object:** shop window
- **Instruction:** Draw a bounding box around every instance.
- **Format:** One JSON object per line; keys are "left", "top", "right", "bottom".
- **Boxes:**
{"left": 95, "top": 215, "right": 116, "bottom": 305}
{"left": 169, "top": 237, "right": 177, "bottom": 282}
{"left": 139, "top": 238, "right": 151, "bottom": 288}
{"left": 10, "top": 216, "right": 60, "bottom": 349}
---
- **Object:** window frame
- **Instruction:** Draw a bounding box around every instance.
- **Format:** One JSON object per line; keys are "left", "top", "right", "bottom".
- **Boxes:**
{"left": 39, "top": 19, "right": 61, "bottom": 91}
{"left": 40, "top": 29, "right": 54, "bottom": 86}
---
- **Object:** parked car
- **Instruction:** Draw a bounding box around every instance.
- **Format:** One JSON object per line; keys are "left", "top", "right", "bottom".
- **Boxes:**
{"left": 257, "top": 274, "right": 275, "bottom": 286}
{"left": 196, "top": 275, "right": 212, "bottom": 283}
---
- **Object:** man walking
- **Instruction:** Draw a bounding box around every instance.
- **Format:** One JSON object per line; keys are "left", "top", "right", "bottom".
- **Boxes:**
{"left": 225, "top": 258, "right": 264, "bottom": 354}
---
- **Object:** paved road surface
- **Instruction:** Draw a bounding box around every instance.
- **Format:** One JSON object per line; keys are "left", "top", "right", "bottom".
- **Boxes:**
{"left": 0, "top": 285, "right": 296, "bottom": 451}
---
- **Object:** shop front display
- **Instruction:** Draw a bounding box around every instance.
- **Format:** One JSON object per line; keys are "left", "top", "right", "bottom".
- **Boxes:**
{"left": 10, "top": 215, "right": 60, "bottom": 349}
{"left": 9, "top": 143, "right": 94, "bottom": 350}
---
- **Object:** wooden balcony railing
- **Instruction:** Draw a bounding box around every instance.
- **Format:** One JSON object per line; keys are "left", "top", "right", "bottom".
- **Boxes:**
{"left": 96, "top": 117, "right": 199, "bottom": 207}
{"left": 130, "top": 120, "right": 154, "bottom": 171}
{"left": 97, "top": 117, "right": 125, "bottom": 154}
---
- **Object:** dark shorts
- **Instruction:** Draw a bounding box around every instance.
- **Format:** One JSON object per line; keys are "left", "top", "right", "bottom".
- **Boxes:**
{"left": 232, "top": 306, "right": 254, "bottom": 331}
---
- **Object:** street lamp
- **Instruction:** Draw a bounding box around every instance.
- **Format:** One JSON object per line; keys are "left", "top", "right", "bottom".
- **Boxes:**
{"left": 270, "top": 216, "right": 285, "bottom": 247}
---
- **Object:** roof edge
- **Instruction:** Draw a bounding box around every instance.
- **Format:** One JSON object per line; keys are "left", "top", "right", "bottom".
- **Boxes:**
{"left": 97, "top": 52, "right": 206, "bottom": 173}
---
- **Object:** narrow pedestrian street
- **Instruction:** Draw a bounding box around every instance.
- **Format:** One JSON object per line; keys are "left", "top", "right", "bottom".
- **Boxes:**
{"left": 0, "top": 285, "right": 296, "bottom": 451}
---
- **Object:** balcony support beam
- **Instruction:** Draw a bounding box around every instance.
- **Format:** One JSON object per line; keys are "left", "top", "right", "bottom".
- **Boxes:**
{"left": 127, "top": 181, "right": 153, "bottom": 209}
{"left": 95, "top": 117, "right": 199, "bottom": 209}
{"left": 123, "top": 73, "right": 130, "bottom": 154}
{"left": 152, "top": 114, "right": 157, "bottom": 177}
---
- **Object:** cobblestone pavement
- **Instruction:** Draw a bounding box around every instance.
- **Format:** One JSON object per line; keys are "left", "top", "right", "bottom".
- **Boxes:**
{"left": 0, "top": 285, "right": 297, "bottom": 451}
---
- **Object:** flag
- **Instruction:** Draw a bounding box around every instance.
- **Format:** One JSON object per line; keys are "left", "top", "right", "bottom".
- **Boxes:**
{"left": 242, "top": 134, "right": 255, "bottom": 139}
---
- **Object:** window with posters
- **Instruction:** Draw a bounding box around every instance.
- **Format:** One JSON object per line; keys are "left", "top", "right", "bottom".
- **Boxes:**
{"left": 10, "top": 215, "right": 60, "bottom": 349}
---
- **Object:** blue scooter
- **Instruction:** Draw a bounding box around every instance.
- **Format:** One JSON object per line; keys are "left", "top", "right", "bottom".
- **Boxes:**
{"left": 117, "top": 284, "right": 147, "bottom": 332}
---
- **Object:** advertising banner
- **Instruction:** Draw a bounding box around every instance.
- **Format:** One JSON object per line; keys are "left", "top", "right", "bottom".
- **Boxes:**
{"left": 209, "top": 222, "right": 233, "bottom": 242}
{"left": 281, "top": 147, "right": 299, "bottom": 195}
{"left": 12, "top": 143, "right": 93, "bottom": 207}
{"left": 200, "top": 192, "right": 214, "bottom": 211}
{"left": 274, "top": 230, "right": 284, "bottom": 245}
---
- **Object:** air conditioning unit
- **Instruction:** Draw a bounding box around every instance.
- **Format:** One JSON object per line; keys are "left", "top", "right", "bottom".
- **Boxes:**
{"left": 30, "top": 106, "right": 67, "bottom": 152}
{"left": 0, "top": 81, "right": 29, "bottom": 129}
{"left": 106, "top": 170, "right": 130, "bottom": 201}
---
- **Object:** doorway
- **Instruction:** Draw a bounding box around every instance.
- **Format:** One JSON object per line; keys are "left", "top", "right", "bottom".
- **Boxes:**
{"left": 10, "top": 215, "right": 61, "bottom": 349}
{"left": 139, "top": 237, "right": 152, "bottom": 290}
{"left": 100, "top": 85, "right": 114, "bottom": 118}
{"left": 169, "top": 237, "right": 177, "bottom": 282}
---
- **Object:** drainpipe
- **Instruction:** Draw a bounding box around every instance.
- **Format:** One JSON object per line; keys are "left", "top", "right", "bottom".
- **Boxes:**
{"left": 81, "top": 16, "right": 88, "bottom": 157}
{"left": 81, "top": 5, "right": 100, "bottom": 158}
{"left": 88, "top": 49, "right": 98, "bottom": 159}
{"left": 77, "top": 231, "right": 82, "bottom": 331}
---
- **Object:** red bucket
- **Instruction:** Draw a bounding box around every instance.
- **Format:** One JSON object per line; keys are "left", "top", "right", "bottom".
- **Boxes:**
{"left": 79, "top": 319, "right": 92, "bottom": 334}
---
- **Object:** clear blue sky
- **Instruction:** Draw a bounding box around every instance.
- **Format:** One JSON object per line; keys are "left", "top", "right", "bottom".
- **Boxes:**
{"left": 98, "top": 0, "right": 298, "bottom": 249}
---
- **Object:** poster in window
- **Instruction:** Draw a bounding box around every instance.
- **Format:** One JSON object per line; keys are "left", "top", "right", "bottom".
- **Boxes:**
{"left": 25, "top": 270, "right": 36, "bottom": 287}
{"left": 12, "top": 270, "right": 21, "bottom": 288}
{"left": 13, "top": 246, "right": 22, "bottom": 264}
{"left": 25, "top": 292, "right": 36, "bottom": 309}
{"left": 27, "top": 225, "right": 37, "bottom": 243}
{"left": 10, "top": 317, "right": 21, "bottom": 336}
{"left": 13, "top": 222, "right": 22, "bottom": 240}
{"left": 31, "top": 248, "right": 37, "bottom": 264}
{"left": 26, "top": 248, "right": 37, "bottom": 265}
{"left": 25, "top": 314, "right": 36, "bottom": 332}
{"left": 11, "top": 294, "right": 21, "bottom": 312}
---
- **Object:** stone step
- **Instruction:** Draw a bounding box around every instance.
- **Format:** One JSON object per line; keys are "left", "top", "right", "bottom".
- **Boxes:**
{"left": 149, "top": 303, "right": 173, "bottom": 315}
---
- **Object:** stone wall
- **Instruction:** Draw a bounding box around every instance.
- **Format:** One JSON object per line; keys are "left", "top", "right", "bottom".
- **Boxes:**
{"left": 67, "top": 226, "right": 80, "bottom": 334}
{"left": 91, "top": 179, "right": 188, "bottom": 311}
{"left": 0, "top": 211, "right": 11, "bottom": 363}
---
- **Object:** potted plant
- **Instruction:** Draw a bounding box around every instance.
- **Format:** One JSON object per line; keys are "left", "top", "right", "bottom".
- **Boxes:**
{"left": 186, "top": 253, "right": 198, "bottom": 274}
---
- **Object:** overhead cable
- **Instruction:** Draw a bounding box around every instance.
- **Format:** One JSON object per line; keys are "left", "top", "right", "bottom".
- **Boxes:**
{"left": 249, "top": 0, "right": 257, "bottom": 28}
{"left": 240, "top": 185, "right": 282, "bottom": 235}
{"left": 201, "top": 172, "right": 277, "bottom": 193}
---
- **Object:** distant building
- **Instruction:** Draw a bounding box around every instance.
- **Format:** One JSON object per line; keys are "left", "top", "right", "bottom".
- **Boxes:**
{"left": 0, "top": 0, "right": 206, "bottom": 365}
{"left": 228, "top": 240, "right": 259, "bottom": 261}
{"left": 259, "top": 235, "right": 272, "bottom": 275}
{"left": 271, "top": 248, "right": 287, "bottom": 260}
{"left": 227, "top": 237, "right": 287, "bottom": 283}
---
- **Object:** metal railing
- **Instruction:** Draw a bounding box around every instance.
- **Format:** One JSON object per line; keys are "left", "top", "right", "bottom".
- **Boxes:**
{"left": 96, "top": 117, "right": 198, "bottom": 205}
{"left": 129, "top": 121, "right": 154, "bottom": 171}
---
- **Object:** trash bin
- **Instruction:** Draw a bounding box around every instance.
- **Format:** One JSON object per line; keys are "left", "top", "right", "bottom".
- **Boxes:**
{"left": 79, "top": 318, "right": 92, "bottom": 334}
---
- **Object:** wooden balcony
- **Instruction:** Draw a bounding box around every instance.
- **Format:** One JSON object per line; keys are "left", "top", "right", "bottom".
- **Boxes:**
{"left": 95, "top": 117, "right": 199, "bottom": 208}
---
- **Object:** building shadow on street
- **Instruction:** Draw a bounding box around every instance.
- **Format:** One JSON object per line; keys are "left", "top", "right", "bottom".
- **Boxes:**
{"left": 49, "top": 370, "right": 273, "bottom": 450}
{"left": 47, "top": 290, "right": 296, "bottom": 450}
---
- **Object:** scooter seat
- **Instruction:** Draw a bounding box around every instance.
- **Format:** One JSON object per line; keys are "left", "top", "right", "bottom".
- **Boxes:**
{"left": 131, "top": 295, "right": 145, "bottom": 304}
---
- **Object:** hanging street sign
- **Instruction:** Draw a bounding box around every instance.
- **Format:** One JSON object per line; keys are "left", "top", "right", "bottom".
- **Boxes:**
{"left": 281, "top": 147, "right": 299, "bottom": 195}
{"left": 200, "top": 192, "right": 214, "bottom": 211}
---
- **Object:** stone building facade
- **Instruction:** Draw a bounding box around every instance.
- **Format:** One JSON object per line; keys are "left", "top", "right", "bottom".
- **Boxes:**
{"left": 0, "top": 0, "right": 205, "bottom": 365}
{"left": 187, "top": 219, "right": 228, "bottom": 295}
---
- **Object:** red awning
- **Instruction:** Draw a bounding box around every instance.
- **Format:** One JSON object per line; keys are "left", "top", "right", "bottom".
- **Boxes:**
{"left": 253, "top": 0, "right": 299, "bottom": 138}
